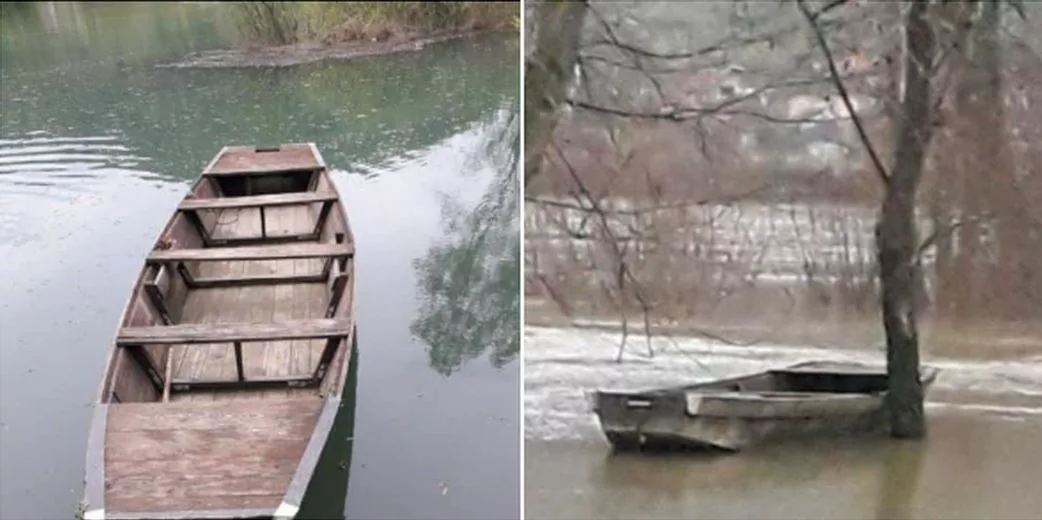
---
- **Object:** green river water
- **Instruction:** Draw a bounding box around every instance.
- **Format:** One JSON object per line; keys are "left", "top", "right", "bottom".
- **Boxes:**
{"left": 0, "top": 3, "right": 520, "bottom": 519}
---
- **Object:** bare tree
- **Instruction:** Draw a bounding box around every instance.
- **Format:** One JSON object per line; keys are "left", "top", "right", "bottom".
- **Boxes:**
{"left": 524, "top": 0, "right": 1040, "bottom": 435}
{"left": 525, "top": 0, "right": 587, "bottom": 183}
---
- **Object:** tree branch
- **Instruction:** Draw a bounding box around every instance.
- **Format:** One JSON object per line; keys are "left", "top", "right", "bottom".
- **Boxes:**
{"left": 524, "top": 169, "right": 829, "bottom": 217}
{"left": 797, "top": 0, "right": 891, "bottom": 187}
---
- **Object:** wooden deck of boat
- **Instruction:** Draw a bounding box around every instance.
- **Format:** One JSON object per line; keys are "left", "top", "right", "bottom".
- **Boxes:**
{"left": 169, "top": 205, "right": 326, "bottom": 401}
{"left": 104, "top": 398, "right": 323, "bottom": 514}
{"left": 88, "top": 143, "right": 355, "bottom": 519}
{"left": 206, "top": 145, "right": 322, "bottom": 175}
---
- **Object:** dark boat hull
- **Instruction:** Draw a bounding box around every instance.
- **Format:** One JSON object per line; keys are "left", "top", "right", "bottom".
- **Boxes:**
{"left": 593, "top": 361, "right": 939, "bottom": 452}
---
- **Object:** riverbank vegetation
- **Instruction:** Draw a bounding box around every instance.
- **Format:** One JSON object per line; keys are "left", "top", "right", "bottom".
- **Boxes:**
{"left": 233, "top": 1, "right": 518, "bottom": 45}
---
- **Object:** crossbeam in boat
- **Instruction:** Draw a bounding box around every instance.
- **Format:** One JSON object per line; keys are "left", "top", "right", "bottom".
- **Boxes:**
{"left": 203, "top": 167, "right": 319, "bottom": 177}
{"left": 146, "top": 242, "right": 354, "bottom": 263}
{"left": 116, "top": 318, "right": 353, "bottom": 345}
{"left": 169, "top": 376, "right": 317, "bottom": 393}
{"left": 178, "top": 191, "right": 337, "bottom": 210}
{"left": 117, "top": 319, "right": 351, "bottom": 395}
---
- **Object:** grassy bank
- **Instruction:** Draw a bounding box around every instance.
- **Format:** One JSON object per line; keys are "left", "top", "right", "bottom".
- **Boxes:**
{"left": 233, "top": 1, "right": 518, "bottom": 46}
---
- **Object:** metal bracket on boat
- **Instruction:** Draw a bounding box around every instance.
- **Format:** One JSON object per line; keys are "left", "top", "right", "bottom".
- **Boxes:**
{"left": 625, "top": 398, "right": 653, "bottom": 409}
{"left": 686, "top": 394, "right": 704, "bottom": 415}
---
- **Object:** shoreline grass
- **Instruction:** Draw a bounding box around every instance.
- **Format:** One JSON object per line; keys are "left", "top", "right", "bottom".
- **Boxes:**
{"left": 232, "top": 1, "right": 518, "bottom": 46}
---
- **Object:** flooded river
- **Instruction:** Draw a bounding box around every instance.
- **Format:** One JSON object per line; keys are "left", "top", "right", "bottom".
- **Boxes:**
{"left": 0, "top": 3, "right": 519, "bottom": 519}
{"left": 524, "top": 323, "right": 1042, "bottom": 519}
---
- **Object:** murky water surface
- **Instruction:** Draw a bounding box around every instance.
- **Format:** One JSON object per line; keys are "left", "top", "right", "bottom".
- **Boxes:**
{"left": 0, "top": 3, "right": 519, "bottom": 519}
{"left": 525, "top": 323, "right": 1042, "bottom": 519}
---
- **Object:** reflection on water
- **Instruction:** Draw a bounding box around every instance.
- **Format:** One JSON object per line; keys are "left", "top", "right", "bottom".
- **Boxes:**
{"left": 0, "top": 2, "right": 235, "bottom": 75}
{"left": 874, "top": 440, "right": 925, "bottom": 520}
{"left": 413, "top": 110, "right": 520, "bottom": 375}
{"left": 0, "top": 3, "right": 519, "bottom": 519}
{"left": 528, "top": 413, "right": 1042, "bottom": 520}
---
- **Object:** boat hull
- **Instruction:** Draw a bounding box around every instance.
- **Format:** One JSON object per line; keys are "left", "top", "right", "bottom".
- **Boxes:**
{"left": 593, "top": 361, "right": 938, "bottom": 452}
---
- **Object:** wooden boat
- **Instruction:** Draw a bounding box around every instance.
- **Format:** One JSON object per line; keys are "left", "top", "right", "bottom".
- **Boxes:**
{"left": 81, "top": 143, "right": 356, "bottom": 520}
{"left": 591, "top": 361, "right": 939, "bottom": 452}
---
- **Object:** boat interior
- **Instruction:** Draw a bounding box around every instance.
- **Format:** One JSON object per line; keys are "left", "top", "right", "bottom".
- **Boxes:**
{"left": 694, "top": 362, "right": 893, "bottom": 395}
{"left": 100, "top": 145, "right": 356, "bottom": 406}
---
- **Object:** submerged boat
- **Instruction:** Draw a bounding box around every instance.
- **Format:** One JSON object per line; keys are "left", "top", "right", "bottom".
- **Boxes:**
{"left": 592, "top": 361, "right": 939, "bottom": 452}
{"left": 82, "top": 143, "right": 356, "bottom": 520}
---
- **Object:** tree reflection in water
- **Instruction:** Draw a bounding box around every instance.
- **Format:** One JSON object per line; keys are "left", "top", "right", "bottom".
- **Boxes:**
{"left": 411, "top": 107, "right": 520, "bottom": 376}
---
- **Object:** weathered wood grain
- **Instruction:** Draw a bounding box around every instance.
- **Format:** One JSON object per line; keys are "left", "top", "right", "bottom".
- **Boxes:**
{"left": 282, "top": 397, "right": 339, "bottom": 509}
{"left": 190, "top": 273, "right": 326, "bottom": 289}
{"left": 105, "top": 399, "right": 322, "bottom": 514}
{"left": 180, "top": 191, "right": 336, "bottom": 211}
{"left": 204, "top": 144, "right": 321, "bottom": 175}
{"left": 147, "top": 242, "right": 354, "bottom": 263}
{"left": 117, "top": 319, "right": 352, "bottom": 345}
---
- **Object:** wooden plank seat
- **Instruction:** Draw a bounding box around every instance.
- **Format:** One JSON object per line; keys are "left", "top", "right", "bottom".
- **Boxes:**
{"left": 117, "top": 319, "right": 352, "bottom": 393}
{"left": 146, "top": 242, "right": 354, "bottom": 263}
{"left": 116, "top": 319, "right": 353, "bottom": 345}
{"left": 178, "top": 191, "right": 337, "bottom": 211}
{"left": 203, "top": 166, "right": 319, "bottom": 177}
{"left": 189, "top": 272, "right": 328, "bottom": 289}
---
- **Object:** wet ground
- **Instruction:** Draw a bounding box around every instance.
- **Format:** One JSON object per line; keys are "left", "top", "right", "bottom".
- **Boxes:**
{"left": 524, "top": 322, "right": 1042, "bottom": 519}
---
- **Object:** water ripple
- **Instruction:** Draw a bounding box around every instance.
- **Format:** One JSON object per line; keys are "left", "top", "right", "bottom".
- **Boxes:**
{"left": 0, "top": 134, "right": 146, "bottom": 185}
{"left": 0, "top": 133, "right": 168, "bottom": 247}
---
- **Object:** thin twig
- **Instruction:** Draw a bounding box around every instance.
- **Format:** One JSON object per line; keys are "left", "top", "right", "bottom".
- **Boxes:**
{"left": 567, "top": 98, "right": 843, "bottom": 125}
{"left": 552, "top": 143, "right": 652, "bottom": 361}
{"left": 797, "top": 0, "right": 891, "bottom": 187}
{"left": 915, "top": 213, "right": 994, "bottom": 265}
{"left": 524, "top": 169, "right": 829, "bottom": 216}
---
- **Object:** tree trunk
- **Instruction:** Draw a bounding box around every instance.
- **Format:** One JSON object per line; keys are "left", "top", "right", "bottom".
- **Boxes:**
{"left": 524, "top": 0, "right": 587, "bottom": 184}
{"left": 877, "top": 0, "right": 936, "bottom": 439}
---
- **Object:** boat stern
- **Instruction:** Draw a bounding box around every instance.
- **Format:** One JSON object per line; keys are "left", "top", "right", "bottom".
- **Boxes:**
{"left": 81, "top": 398, "right": 335, "bottom": 520}
{"left": 591, "top": 389, "right": 725, "bottom": 450}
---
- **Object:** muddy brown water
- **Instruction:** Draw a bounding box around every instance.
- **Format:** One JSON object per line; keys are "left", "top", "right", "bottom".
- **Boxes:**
{"left": 524, "top": 314, "right": 1042, "bottom": 520}
{"left": 526, "top": 412, "right": 1042, "bottom": 520}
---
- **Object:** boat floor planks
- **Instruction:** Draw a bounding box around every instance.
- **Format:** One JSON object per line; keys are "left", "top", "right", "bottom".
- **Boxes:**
{"left": 172, "top": 205, "right": 328, "bottom": 393}
{"left": 83, "top": 143, "right": 356, "bottom": 520}
{"left": 209, "top": 206, "right": 318, "bottom": 242}
{"left": 104, "top": 399, "right": 323, "bottom": 514}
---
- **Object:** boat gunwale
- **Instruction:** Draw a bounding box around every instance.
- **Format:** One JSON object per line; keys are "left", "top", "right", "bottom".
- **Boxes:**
{"left": 593, "top": 361, "right": 940, "bottom": 400}
{"left": 101, "top": 508, "right": 274, "bottom": 520}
